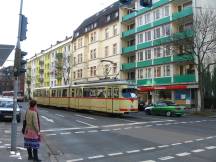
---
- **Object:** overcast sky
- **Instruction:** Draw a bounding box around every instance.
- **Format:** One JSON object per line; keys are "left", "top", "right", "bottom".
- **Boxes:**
{"left": 0, "top": 0, "right": 117, "bottom": 67}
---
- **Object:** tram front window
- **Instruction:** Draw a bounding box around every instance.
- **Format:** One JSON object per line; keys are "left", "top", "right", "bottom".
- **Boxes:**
{"left": 122, "top": 89, "right": 137, "bottom": 98}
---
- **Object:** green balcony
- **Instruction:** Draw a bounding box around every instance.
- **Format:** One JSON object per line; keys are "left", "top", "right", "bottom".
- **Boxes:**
{"left": 137, "top": 79, "right": 152, "bottom": 86}
{"left": 153, "top": 77, "right": 172, "bottom": 85}
{"left": 122, "top": 45, "right": 136, "bottom": 54}
{"left": 137, "top": 41, "right": 152, "bottom": 50}
{"left": 137, "top": 60, "right": 152, "bottom": 68}
{"left": 122, "top": 28, "right": 136, "bottom": 38}
{"left": 122, "top": 12, "right": 136, "bottom": 22}
{"left": 153, "top": 56, "right": 171, "bottom": 65}
{"left": 137, "top": 23, "right": 152, "bottom": 33}
{"left": 152, "top": 0, "right": 170, "bottom": 9}
{"left": 173, "top": 74, "right": 196, "bottom": 83}
{"left": 172, "top": 7, "right": 193, "bottom": 21}
{"left": 153, "top": 16, "right": 170, "bottom": 27}
{"left": 173, "top": 54, "right": 194, "bottom": 62}
{"left": 122, "top": 62, "right": 136, "bottom": 70}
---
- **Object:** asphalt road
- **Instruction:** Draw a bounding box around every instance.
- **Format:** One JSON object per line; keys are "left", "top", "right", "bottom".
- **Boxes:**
{"left": 1, "top": 102, "right": 216, "bottom": 162}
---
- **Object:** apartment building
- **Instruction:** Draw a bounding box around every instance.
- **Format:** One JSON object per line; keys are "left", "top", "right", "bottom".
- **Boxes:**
{"left": 121, "top": 0, "right": 198, "bottom": 106}
{"left": 71, "top": 1, "right": 125, "bottom": 84}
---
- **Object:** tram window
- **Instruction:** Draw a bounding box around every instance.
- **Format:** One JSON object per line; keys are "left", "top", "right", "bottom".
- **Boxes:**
{"left": 113, "top": 88, "right": 119, "bottom": 98}
{"left": 62, "top": 89, "right": 68, "bottom": 97}
{"left": 83, "top": 88, "right": 91, "bottom": 97}
{"left": 76, "top": 89, "right": 82, "bottom": 97}
{"left": 90, "top": 88, "right": 97, "bottom": 97}
{"left": 97, "top": 88, "right": 106, "bottom": 98}
{"left": 52, "top": 90, "right": 56, "bottom": 97}
{"left": 71, "top": 89, "right": 75, "bottom": 97}
{"left": 122, "top": 88, "right": 137, "bottom": 98}
{"left": 107, "top": 88, "right": 112, "bottom": 98}
{"left": 57, "top": 90, "right": 61, "bottom": 97}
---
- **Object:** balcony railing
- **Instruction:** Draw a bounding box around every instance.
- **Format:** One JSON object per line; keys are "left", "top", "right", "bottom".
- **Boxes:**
{"left": 122, "top": 62, "right": 136, "bottom": 70}
{"left": 173, "top": 74, "right": 196, "bottom": 83}
{"left": 172, "top": 7, "right": 193, "bottom": 21}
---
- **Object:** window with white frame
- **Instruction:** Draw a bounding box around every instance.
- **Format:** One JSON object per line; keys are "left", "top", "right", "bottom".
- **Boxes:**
{"left": 162, "top": 24, "right": 170, "bottom": 36}
{"left": 90, "top": 49, "right": 96, "bottom": 60}
{"left": 137, "top": 15, "right": 143, "bottom": 26}
{"left": 105, "top": 28, "right": 109, "bottom": 39}
{"left": 154, "top": 66, "right": 162, "bottom": 78}
{"left": 154, "top": 27, "right": 161, "bottom": 39}
{"left": 90, "top": 66, "right": 97, "bottom": 77}
{"left": 78, "top": 38, "right": 83, "bottom": 48}
{"left": 105, "top": 46, "right": 109, "bottom": 57}
{"left": 113, "top": 63, "right": 117, "bottom": 74}
{"left": 78, "top": 54, "right": 82, "bottom": 64}
{"left": 138, "top": 69, "right": 144, "bottom": 79}
{"left": 145, "top": 49, "right": 151, "bottom": 60}
{"left": 113, "top": 43, "right": 117, "bottom": 55}
{"left": 138, "top": 50, "right": 144, "bottom": 61}
{"left": 163, "top": 5, "right": 170, "bottom": 17}
{"left": 154, "top": 9, "right": 160, "bottom": 20}
{"left": 90, "top": 32, "right": 97, "bottom": 43}
{"left": 138, "top": 32, "right": 144, "bottom": 44}
{"left": 154, "top": 47, "right": 161, "bottom": 58}
{"left": 107, "top": 15, "right": 111, "bottom": 22}
{"left": 146, "top": 68, "right": 152, "bottom": 78}
{"left": 164, "top": 65, "right": 171, "bottom": 76}
{"left": 77, "top": 69, "right": 83, "bottom": 78}
{"left": 145, "top": 12, "right": 151, "bottom": 24}
{"left": 113, "top": 24, "right": 118, "bottom": 36}
{"left": 163, "top": 45, "right": 171, "bottom": 56}
{"left": 145, "top": 30, "right": 151, "bottom": 41}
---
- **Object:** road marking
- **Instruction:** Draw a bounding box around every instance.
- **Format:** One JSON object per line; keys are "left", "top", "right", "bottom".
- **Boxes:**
{"left": 156, "top": 123, "right": 164, "bottom": 126}
{"left": 126, "top": 150, "right": 140, "bottom": 154}
{"left": 206, "top": 136, "right": 214, "bottom": 139}
{"left": 191, "top": 149, "right": 205, "bottom": 153}
{"left": 0, "top": 141, "right": 2, "bottom": 144}
{"left": 184, "top": 140, "right": 193, "bottom": 143}
{"left": 176, "top": 152, "right": 191, "bottom": 157}
{"left": 41, "top": 116, "right": 54, "bottom": 123}
{"left": 76, "top": 120, "right": 96, "bottom": 127}
{"left": 67, "top": 158, "right": 84, "bottom": 162}
{"left": 60, "top": 132, "right": 71, "bottom": 135}
{"left": 158, "top": 156, "right": 175, "bottom": 160}
{"left": 75, "top": 114, "right": 96, "bottom": 120}
{"left": 88, "top": 130, "right": 98, "bottom": 133}
{"left": 124, "top": 127, "right": 132, "bottom": 130}
{"left": 56, "top": 114, "right": 64, "bottom": 117}
{"left": 195, "top": 138, "right": 204, "bottom": 141}
{"left": 158, "top": 145, "right": 169, "bottom": 148}
{"left": 205, "top": 146, "right": 216, "bottom": 150}
{"left": 88, "top": 155, "right": 104, "bottom": 159}
{"left": 171, "top": 143, "right": 182, "bottom": 146}
{"left": 108, "top": 152, "right": 123, "bottom": 156}
{"left": 74, "top": 131, "right": 85, "bottom": 134}
{"left": 113, "top": 128, "right": 122, "bottom": 131}
{"left": 46, "top": 134, "right": 56, "bottom": 136}
{"left": 140, "top": 160, "right": 156, "bottom": 162}
{"left": 144, "top": 125, "right": 153, "bottom": 127}
{"left": 143, "top": 147, "right": 156, "bottom": 151}
{"left": 101, "top": 129, "right": 110, "bottom": 132}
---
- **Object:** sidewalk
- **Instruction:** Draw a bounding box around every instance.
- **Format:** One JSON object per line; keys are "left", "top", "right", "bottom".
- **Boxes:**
{"left": 0, "top": 127, "right": 51, "bottom": 162}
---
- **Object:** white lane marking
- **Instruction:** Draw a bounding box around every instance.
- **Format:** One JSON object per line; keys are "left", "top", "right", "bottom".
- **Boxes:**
{"left": 180, "top": 122, "right": 187, "bottom": 124}
{"left": 124, "top": 127, "right": 132, "bottom": 130}
{"left": 144, "top": 125, "right": 153, "bottom": 127}
{"left": 140, "top": 160, "right": 156, "bottom": 162}
{"left": 191, "top": 149, "right": 205, "bottom": 153}
{"left": 76, "top": 120, "right": 96, "bottom": 127}
{"left": 41, "top": 126, "right": 97, "bottom": 133}
{"left": 205, "top": 146, "right": 216, "bottom": 150}
{"left": 158, "top": 156, "right": 175, "bottom": 160}
{"left": 60, "top": 132, "right": 71, "bottom": 135}
{"left": 126, "top": 150, "right": 140, "bottom": 154}
{"left": 171, "top": 143, "right": 182, "bottom": 146}
{"left": 46, "top": 134, "right": 56, "bottom": 136}
{"left": 184, "top": 140, "right": 193, "bottom": 143}
{"left": 56, "top": 114, "right": 64, "bottom": 118}
{"left": 100, "top": 129, "right": 110, "bottom": 132}
{"left": 195, "top": 138, "right": 204, "bottom": 141}
{"left": 67, "top": 158, "right": 84, "bottom": 162}
{"left": 176, "top": 152, "right": 191, "bottom": 157}
{"left": 143, "top": 147, "right": 156, "bottom": 151}
{"left": 206, "top": 136, "right": 214, "bottom": 139}
{"left": 88, "top": 130, "right": 98, "bottom": 133}
{"left": 156, "top": 123, "right": 164, "bottom": 126}
{"left": 75, "top": 114, "right": 96, "bottom": 120}
{"left": 158, "top": 145, "right": 169, "bottom": 148}
{"left": 113, "top": 128, "right": 122, "bottom": 131}
{"left": 108, "top": 152, "right": 123, "bottom": 156}
{"left": 41, "top": 116, "right": 54, "bottom": 123}
{"left": 88, "top": 155, "right": 104, "bottom": 159}
{"left": 0, "top": 141, "right": 2, "bottom": 144}
{"left": 74, "top": 131, "right": 85, "bottom": 134}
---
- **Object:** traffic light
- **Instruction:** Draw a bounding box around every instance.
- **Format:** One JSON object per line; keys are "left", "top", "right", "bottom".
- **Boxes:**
{"left": 20, "top": 15, "right": 28, "bottom": 41}
{"left": 14, "top": 48, "right": 27, "bottom": 76}
{"left": 119, "top": 0, "right": 132, "bottom": 5}
{"left": 140, "top": 0, "right": 152, "bottom": 7}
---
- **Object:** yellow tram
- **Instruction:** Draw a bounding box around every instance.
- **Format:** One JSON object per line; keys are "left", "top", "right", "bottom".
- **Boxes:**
{"left": 33, "top": 80, "right": 138, "bottom": 114}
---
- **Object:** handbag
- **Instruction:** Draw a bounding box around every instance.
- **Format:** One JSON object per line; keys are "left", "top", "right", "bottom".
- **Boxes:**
{"left": 22, "top": 112, "right": 27, "bottom": 134}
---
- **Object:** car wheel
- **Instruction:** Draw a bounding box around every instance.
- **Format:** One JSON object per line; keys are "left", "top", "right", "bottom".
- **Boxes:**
{"left": 166, "top": 111, "right": 171, "bottom": 117}
{"left": 145, "top": 110, "right": 151, "bottom": 115}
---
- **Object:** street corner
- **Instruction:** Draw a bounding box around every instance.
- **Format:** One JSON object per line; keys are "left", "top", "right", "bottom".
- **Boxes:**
{"left": 0, "top": 146, "right": 27, "bottom": 161}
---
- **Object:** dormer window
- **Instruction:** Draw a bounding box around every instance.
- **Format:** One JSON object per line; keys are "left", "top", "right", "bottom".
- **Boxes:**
{"left": 107, "top": 15, "right": 111, "bottom": 22}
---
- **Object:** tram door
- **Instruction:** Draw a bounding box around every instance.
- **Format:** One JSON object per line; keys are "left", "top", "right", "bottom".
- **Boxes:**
{"left": 112, "top": 87, "right": 120, "bottom": 113}
{"left": 106, "top": 88, "right": 113, "bottom": 113}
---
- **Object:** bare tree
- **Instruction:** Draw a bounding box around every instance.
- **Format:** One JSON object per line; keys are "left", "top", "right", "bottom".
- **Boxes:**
{"left": 161, "top": 9, "right": 216, "bottom": 111}
{"left": 62, "top": 54, "right": 70, "bottom": 85}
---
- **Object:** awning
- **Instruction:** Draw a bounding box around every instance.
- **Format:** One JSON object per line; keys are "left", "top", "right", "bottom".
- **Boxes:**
{"left": 0, "top": 44, "right": 14, "bottom": 66}
{"left": 138, "top": 84, "right": 198, "bottom": 91}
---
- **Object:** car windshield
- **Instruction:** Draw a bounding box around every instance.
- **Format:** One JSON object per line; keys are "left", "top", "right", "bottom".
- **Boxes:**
{"left": 0, "top": 100, "right": 13, "bottom": 108}
{"left": 122, "top": 88, "right": 137, "bottom": 98}
{"left": 164, "top": 101, "right": 177, "bottom": 106}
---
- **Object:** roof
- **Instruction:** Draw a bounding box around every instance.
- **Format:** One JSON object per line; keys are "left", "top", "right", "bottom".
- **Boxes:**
{"left": 73, "top": 1, "right": 120, "bottom": 39}
{"left": 0, "top": 44, "right": 14, "bottom": 66}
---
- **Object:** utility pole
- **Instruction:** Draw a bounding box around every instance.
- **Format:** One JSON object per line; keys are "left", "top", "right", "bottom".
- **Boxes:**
{"left": 11, "top": 0, "right": 23, "bottom": 151}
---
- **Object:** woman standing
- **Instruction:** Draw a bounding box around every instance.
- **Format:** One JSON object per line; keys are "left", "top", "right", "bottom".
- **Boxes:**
{"left": 24, "top": 100, "right": 42, "bottom": 162}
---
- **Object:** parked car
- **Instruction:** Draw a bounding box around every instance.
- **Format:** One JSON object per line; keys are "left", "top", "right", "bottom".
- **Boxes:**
{"left": 0, "top": 97, "right": 21, "bottom": 122}
{"left": 145, "top": 101, "right": 185, "bottom": 117}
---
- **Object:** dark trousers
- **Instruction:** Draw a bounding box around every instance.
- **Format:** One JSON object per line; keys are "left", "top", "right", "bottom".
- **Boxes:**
{"left": 27, "top": 148, "right": 40, "bottom": 160}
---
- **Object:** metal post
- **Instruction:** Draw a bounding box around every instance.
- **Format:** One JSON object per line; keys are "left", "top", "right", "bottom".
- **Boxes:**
{"left": 11, "top": 0, "right": 23, "bottom": 151}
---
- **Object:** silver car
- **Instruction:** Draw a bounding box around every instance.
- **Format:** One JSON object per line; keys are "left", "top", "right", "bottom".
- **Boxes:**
{"left": 0, "top": 97, "right": 21, "bottom": 122}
